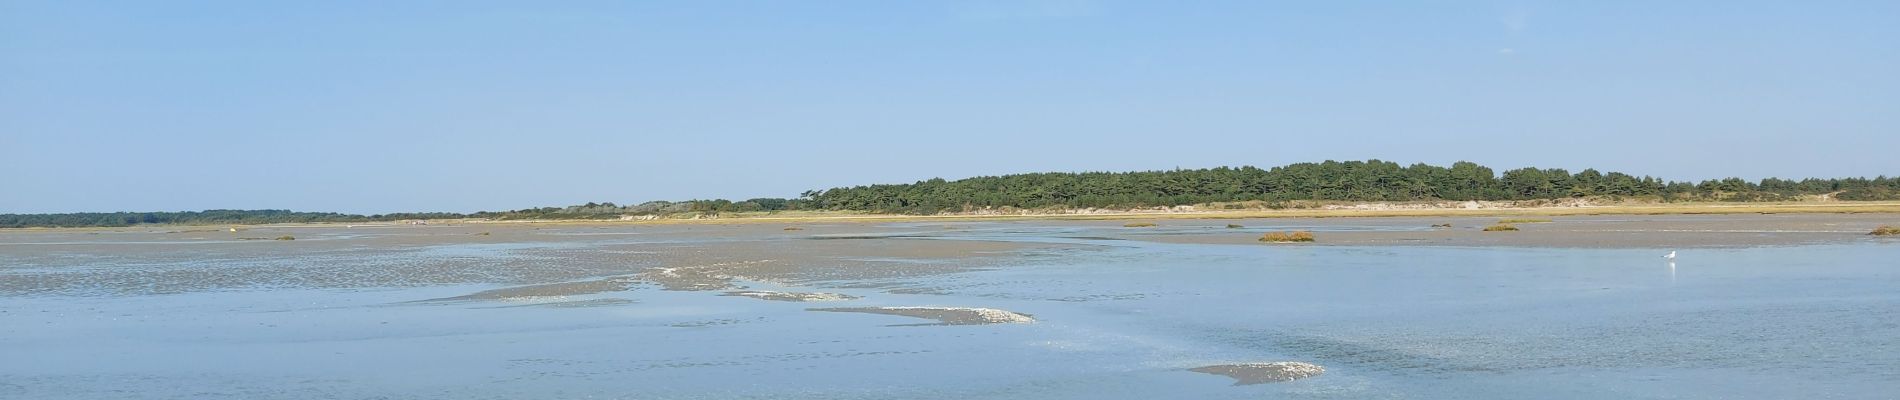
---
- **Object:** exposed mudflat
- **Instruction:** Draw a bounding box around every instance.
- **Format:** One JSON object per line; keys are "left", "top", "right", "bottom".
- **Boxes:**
{"left": 3, "top": 214, "right": 1897, "bottom": 399}
{"left": 808, "top": 306, "right": 1037, "bottom": 325}
{"left": 1190, "top": 362, "right": 1326, "bottom": 385}
{"left": 0, "top": 222, "right": 1053, "bottom": 296}
{"left": 1112, "top": 213, "right": 1900, "bottom": 248}
{"left": 422, "top": 277, "right": 640, "bottom": 302}
{"left": 721, "top": 290, "right": 859, "bottom": 302}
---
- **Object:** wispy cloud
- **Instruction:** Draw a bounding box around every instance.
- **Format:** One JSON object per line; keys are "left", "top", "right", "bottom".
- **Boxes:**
{"left": 1497, "top": 8, "right": 1529, "bottom": 55}
{"left": 1500, "top": 11, "right": 1529, "bottom": 32}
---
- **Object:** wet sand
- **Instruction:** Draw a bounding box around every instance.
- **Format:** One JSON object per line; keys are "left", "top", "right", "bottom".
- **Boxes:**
{"left": 809, "top": 306, "right": 1037, "bottom": 325}
{"left": 419, "top": 277, "right": 640, "bottom": 302}
{"left": 721, "top": 290, "right": 860, "bottom": 302}
{"left": 4, "top": 213, "right": 1898, "bottom": 398}
{"left": 1190, "top": 362, "right": 1327, "bottom": 385}
{"left": 1112, "top": 213, "right": 1900, "bottom": 248}
{"left": 0, "top": 222, "right": 1057, "bottom": 297}
{"left": 3, "top": 214, "right": 1893, "bottom": 296}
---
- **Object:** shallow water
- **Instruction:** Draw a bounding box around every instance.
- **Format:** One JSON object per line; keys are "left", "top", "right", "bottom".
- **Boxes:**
{"left": 2, "top": 223, "right": 1896, "bottom": 399}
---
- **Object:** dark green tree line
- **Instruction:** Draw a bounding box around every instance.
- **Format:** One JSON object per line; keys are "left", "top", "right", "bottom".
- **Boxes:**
{"left": 7, "top": 160, "right": 1896, "bottom": 227}
{"left": 806, "top": 160, "right": 1899, "bottom": 213}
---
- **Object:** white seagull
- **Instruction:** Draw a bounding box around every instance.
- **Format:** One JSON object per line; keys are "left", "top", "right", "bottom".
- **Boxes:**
{"left": 1662, "top": 250, "right": 1677, "bottom": 260}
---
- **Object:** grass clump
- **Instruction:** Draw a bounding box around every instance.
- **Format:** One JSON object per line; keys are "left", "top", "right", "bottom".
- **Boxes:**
{"left": 783, "top": 226, "right": 804, "bottom": 231}
{"left": 1483, "top": 223, "right": 1519, "bottom": 232}
{"left": 274, "top": 235, "right": 296, "bottom": 241}
{"left": 1258, "top": 231, "right": 1315, "bottom": 243}
{"left": 1872, "top": 225, "right": 1900, "bottom": 236}
{"left": 1225, "top": 224, "right": 1244, "bottom": 229}
{"left": 475, "top": 232, "right": 491, "bottom": 236}
{"left": 1431, "top": 223, "right": 1453, "bottom": 228}
{"left": 1498, "top": 218, "right": 1552, "bottom": 224}
{"left": 1124, "top": 222, "right": 1158, "bottom": 228}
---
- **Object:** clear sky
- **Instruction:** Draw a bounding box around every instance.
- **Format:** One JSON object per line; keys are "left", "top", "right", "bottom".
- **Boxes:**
{"left": 3, "top": 1, "right": 1896, "bottom": 214}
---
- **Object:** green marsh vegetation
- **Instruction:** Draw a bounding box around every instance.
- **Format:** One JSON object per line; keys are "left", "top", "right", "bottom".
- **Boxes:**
{"left": 1484, "top": 224, "right": 1520, "bottom": 232}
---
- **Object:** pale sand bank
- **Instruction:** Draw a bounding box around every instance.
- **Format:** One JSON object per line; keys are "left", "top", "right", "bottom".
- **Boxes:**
{"left": 422, "top": 277, "right": 638, "bottom": 302}
{"left": 809, "top": 306, "right": 1036, "bottom": 325}
{"left": 721, "top": 290, "right": 859, "bottom": 302}
{"left": 1114, "top": 213, "right": 1900, "bottom": 248}
{"left": 1189, "top": 362, "right": 1326, "bottom": 385}
{"left": 3, "top": 213, "right": 1893, "bottom": 297}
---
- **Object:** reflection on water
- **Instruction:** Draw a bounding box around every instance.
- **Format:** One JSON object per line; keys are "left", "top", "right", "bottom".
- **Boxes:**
{"left": 1, "top": 225, "right": 1895, "bottom": 399}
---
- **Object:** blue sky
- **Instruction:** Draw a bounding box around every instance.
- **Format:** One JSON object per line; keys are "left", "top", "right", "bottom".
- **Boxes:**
{"left": 3, "top": 1, "right": 1896, "bottom": 213}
